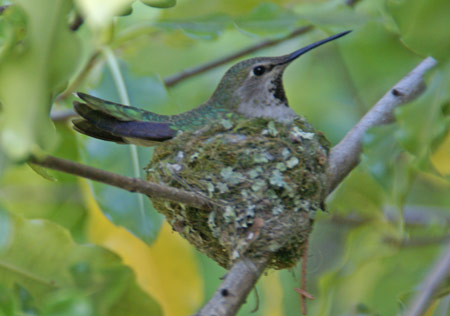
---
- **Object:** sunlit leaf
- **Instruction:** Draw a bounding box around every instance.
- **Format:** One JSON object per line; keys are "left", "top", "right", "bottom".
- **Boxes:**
{"left": 75, "top": 0, "right": 136, "bottom": 28}
{"left": 431, "top": 131, "right": 450, "bottom": 176}
{"left": 0, "top": 0, "right": 81, "bottom": 160}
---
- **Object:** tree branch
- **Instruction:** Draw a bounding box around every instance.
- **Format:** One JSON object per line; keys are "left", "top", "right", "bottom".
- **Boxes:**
{"left": 30, "top": 155, "right": 213, "bottom": 210}
{"left": 327, "top": 57, "right": 437, "bottom": 192}
{"left": 405, "top": 241, "right": 450, "bottom": 316}
{"left": 164, "top": 25, "right": 313, "bottom": 87}
{"left": 194, "top": 258, "right": 268, "bottom": 316}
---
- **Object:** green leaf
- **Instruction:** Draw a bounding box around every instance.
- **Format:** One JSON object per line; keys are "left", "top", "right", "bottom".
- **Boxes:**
{"left": 0, "top": 208, "right": 162, "bottom": 315}
{"left": 294, "top": 0, "right": 367, "bottom": 29}
{"left": 27, "top": 163, "right": 57, "bottom": 182}
{"left": 41, "top": 289, "right": 94, "bottom": 316}
{"left": 140, "top": 0, "right": 176, "bottom": 9}
{"left": 0, "top": 0, "right": 81, "bottom": 160}
{"left": 158, "top": 13, "right": 231, "bottom": 40}
{"left": 0, "top": 124, "right": 87, "bottom": 240}
{"left": 234, "top": 2, "right": 300, "bottom": 37}
{"left": 387, "top": 0, "right": 450, "bottom": 61}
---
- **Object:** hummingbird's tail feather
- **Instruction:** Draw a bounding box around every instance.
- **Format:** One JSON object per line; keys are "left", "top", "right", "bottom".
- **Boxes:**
{"left": 72, "top": 119, "right": 127, "bottom": 143}
{"left": 76, "top": 92, "right": 171, "bottom": 123}
{"left": 73, "top": 101, "right": 176, "bottom": 146}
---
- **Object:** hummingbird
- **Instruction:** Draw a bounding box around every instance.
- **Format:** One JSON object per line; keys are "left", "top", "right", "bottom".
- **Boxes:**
{"left": 73, "top": 31, "right": 350, "bottom": 145}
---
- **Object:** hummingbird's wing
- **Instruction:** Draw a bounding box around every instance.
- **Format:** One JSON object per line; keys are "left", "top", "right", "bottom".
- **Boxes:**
{"left": 73, "top": 93, "right": 176, "bottom": 146}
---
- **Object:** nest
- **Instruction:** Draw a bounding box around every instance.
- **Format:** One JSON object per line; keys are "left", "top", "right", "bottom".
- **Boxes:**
{"left": 146, "top": 116, "right": 329, "bottom": 269}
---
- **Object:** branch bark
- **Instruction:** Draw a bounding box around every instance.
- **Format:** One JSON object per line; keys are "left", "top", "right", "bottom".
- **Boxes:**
{"left": 194, "top": 258, "right": 268, "bottom": 316}
{"left": 30, "top": 155, "right": 213, "bottom": 210}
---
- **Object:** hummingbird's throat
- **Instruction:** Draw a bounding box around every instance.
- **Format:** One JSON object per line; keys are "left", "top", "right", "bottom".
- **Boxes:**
{"left": 269, "top": 76, "right": 287, "bottom": 105}
{"left": 236, "top": 76, "right": 298, "bottom": 123}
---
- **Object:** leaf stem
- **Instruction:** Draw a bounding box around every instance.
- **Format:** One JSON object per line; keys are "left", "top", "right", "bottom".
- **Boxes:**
{"left": 102, "top": 47, "right": 147, "bottom": 225}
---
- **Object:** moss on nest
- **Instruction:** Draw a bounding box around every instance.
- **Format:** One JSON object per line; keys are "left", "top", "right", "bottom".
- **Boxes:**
{"left": 146, "top": 115, "right": 329, "bottom": 269}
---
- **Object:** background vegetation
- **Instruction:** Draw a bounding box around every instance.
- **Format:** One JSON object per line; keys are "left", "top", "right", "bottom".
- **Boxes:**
{"left": 0, "top": 0, "right": 449, "bottom": 315}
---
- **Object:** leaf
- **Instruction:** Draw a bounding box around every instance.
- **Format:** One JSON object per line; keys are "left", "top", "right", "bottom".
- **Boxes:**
{"left": 140, "top": 0, "right": 176, "bottom": 9}
{"left": 294, "top": 0, "right": 367, "bottom": 28}
{"left": 27, "top": 163, "right": 57, "bottom": 182}
{"left": 0, "top": 0, "right": 81, "bottom": 160}
{"left": 0, "top": 124, "right": 87, "bottom": 239}
{"left": 0, "top": 207, "right": 162, "bottom": 315}
{"left": 75, "top": 0, "right": 136, "bottom": 28}
{"left": 387, "top": 0, "right": 450, "bottom": 61}
{"left": 431, "top": 131, "right": 450, "bottom": 176}
{"left": 158, "top": 13, "right": 231, "bottom": 40}
{"left": 234, "top": 2, "right": 300, "bottom": 37}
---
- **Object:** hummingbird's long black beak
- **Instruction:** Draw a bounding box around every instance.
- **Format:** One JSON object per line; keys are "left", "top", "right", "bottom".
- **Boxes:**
{"left": 278, "top": 30, "right": 351, "bottom": 65}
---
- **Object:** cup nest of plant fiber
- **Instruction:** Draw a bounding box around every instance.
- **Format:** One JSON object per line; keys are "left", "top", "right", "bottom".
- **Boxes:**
{"left": 146, "top": 115, "right": 330, "bottom": 269}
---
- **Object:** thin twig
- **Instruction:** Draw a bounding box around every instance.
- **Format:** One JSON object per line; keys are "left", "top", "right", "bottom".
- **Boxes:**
{"left": 194, "top": 258, "right": 268, "bottom": 316}
{"left": 30, "top": 155, "right": 213, "bottom": 210}
{"left": 327, "top": 57, "right": 437, "bottom": 193}
{"left": 404, "top": 241, "right": 450, "bottom": 316}
{"left": 164, "top": 25, "right": 313, "bottom": 87}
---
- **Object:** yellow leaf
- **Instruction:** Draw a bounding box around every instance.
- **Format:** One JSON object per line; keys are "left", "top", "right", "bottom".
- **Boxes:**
{"left": 431, "top": 132, "right": 450, "bottom": 175}
{"left": 80, "top": 179, "right": 203, "bottom": 316}
{"left": 261, "top": 271, "right": 283, "bottom": 316}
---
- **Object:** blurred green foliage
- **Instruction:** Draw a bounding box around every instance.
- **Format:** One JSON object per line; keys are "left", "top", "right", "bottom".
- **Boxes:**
{"left": 0, "top": 0, "right": 449, "bottom": 315}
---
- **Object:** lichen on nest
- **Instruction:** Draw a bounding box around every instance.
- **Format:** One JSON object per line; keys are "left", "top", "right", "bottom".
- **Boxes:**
{"left": 146, "top": 115, "right": 330, "bottom": 269}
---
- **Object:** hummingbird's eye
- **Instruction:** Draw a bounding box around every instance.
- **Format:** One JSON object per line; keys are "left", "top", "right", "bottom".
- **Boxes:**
{"left": 253, "top": 66, "right": 266, "bottom": 76}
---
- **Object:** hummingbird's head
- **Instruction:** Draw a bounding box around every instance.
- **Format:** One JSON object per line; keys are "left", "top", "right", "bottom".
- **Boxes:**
{"left": 210, "top": 31, "right": 351, "bottom": 123}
